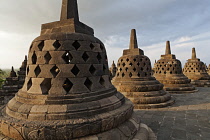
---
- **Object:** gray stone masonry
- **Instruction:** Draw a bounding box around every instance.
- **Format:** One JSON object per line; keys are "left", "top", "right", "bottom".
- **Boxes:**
{"left": 136, "top": 87, "right": 210, "bottom": 140}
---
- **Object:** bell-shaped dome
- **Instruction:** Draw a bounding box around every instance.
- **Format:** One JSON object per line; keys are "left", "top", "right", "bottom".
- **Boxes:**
{"left": 0, "top": 1, "right": 156, "bottom": 140}
{"left": 183, "top": 48, "right": 210, "bottom": 87}
{"left": 153, "top": 41, "right": 197, "bottom": 93}
{"left": 112, "top": 29, "right": 175, "bottom": 109}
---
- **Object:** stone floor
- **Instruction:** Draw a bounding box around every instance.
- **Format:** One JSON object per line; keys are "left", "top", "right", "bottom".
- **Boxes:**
{"left": 135, "top": 87, "right": 210, "bottom": 140}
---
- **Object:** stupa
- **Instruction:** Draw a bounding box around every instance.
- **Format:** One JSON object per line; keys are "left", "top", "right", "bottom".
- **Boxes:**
{"left": 153, "top": 41, "right": 197, "bottom": 93}
{"left": 109, "top": 61, "right": 117, "bottom": 79}
{"left": 112, "top": 29, "right": 175, "bottom": 109}
{"left": 0, "top": 0, "right": 156, "bottom": 139}
{"left": 0, "top": 67, "right": 19, "bottom": 95}
{"left": 183, "top": 48, "right": 210, "bottom": 87}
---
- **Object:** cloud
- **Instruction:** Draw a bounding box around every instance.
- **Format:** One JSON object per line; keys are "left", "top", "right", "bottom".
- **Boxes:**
{"left": 0, "top": 0, "right": 210, "bottom": 69}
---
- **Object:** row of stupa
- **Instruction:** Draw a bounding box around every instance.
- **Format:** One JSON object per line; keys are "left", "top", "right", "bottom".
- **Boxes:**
{"left": 0, "top": 56, "right": 27, "bottom": 100}
{"left": 110, "top": 33, "right": 210, "bottom": 95}
{"left": 0, "top": 0, "right": 157, "bottom": 139}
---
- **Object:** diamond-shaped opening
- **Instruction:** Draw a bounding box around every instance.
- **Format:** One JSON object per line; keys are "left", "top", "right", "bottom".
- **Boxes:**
{"left": 62, "top": 51, "right": 73, "bottom": 64}
{"left": 82, "top": 52, "right": 89, "bottom": 62}
{"left": 100, "top": 44, "right": 104, "bottom": 51}
{"left": 126, "top": 58, "right": 129, "bottom": 62}
{"left": 27, "top": 66, "right": 29, "bottom": 75}
{"left": 122, "top": 63, "right": 126, "bottom": 67}
{"left": 71, "top": 65, "right": 80, "bottom": 76}
{"left": 133, "top": 58, "right": 137, "bottom": 62}
{"left": 53, "top": 40, "right": 61, "bottom": 50}
{"left": 140, "top": 67, "right": 144, "bottom": 71}
{"left": 145, "top": 73, "right": 148, "bottom": 76}
{"left": 72, "top": 41, "right": 80, "bottom": 50}
{"left": 27, "top": 78, "right": 32, "bottom": 91}
{"left": 97, "top": 53, "right": 102, "bottom": 63}
{"left": 122, "top": 73, "right": 125, "bottom": 77}
{"left": 99, "top": 77, "right": 105, "bottom": 86}
{"left": 38, "top": 41, "right": 45, "bottom": 51}
{"left": 89, "top": 65, "right": 96, "bottom": 75}
{"left": 63, "top": 78, "right": 73, "bottom": 93}
{"left": 90, "top": 43, "right": 95, "bottom": 50}
{"left": 40, "top": 78, "right": 51, "bottom": 95}
{"left": 84, "top": 78, "right": 92, "bottom": 91}
{"left": 117, "top": 73, "right": 119, "bottom": 77}
{"left": 137, "top": 73, "right": 140, "bottom": 77}
{"left": 133, "top": 68, "right": 137, "bottom": 72}
{"left": 129, "top": 72, "right": 133, "bottom": 77}
{"left": 34, "top": 65, "right": 41, "bottom": 77}
{"left": 44, "top": 52, "right": 52, "bottom": 64}
{"left": 125, "top": 67, "right": 128, "bottom": 72}
{"left": 50, "top": 65, "right": 60, "bottom": 78}
{"left": 119, "top": 68, "right": 122, "bottom": 72}
{"left": 137, "top": 62, "right": 140, "bottom": 66}
{"left": 121, "top": 59, "right": 123, "bottom": 62}
{"left": 32, "top": 52, "right": 37, "bottom": 64}
{"left": 129, "top": 63, "right": 133, "bottom": 66}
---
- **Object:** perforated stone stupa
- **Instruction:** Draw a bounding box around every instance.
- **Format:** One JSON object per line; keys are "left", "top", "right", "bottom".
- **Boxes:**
{"left": 0, "top": 0, "right": 156, "bottom": 139}
{"left": 183, "top": 48, "right": 210, "bottom": 87}
{"left": 153, "top": 41, "right": 197, "bottom": 93}
{"left": 112, "top": 29, "right": 175, "bottom": 109}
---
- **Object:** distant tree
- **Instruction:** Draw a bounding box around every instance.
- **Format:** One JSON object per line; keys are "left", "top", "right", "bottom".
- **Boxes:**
{"left": 0, "top": 69, "right": 5, "bottom": 89}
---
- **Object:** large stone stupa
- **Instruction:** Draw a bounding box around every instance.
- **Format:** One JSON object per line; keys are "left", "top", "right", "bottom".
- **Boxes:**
{"left": 112, "top": 29, "right": 175, "bottom": 109}
{"left": 183, "top": 48, "right": 210, "bottom": 87}
{"left": 0, "top": 0, "right": 156, "bottom": 140}
{"left": 153, "top": 41, "right": 197, "bottom": 93}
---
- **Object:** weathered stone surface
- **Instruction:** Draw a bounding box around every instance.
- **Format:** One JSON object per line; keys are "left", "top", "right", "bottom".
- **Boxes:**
{"left": 0, "top": 1, "right": 155, "bottom": 140}
{"left": 112, "top": 29, "right": 175, "bottom": 109}
{"left": 183, "top": 48, "right": 210, "bottom": 87}
{"left": 153, "top": 41, "right": 197, "bottom": 94}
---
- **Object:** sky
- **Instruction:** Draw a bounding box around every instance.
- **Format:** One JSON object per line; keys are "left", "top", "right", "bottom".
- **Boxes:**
{"left": 0, "top": 0, "right": 210, "bottom": 69}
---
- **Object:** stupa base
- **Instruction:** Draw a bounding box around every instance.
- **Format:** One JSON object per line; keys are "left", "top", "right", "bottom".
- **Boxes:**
{"left": 191, "top": 80, "right": 210, "bottom": 87}
{"left": 121, "top": 90, "right": 175, "bottom": 109}
{"left": 164, "top": 87, "right": 198, "bottom": 94}
{"left": 133, "top": 97, "right": 175, "bottom": 109}
{"left": 0, "top": 112, "right": 156, "bottom": 140}
{"left": 0, "top": 99, "right": 156, "bottom": 140}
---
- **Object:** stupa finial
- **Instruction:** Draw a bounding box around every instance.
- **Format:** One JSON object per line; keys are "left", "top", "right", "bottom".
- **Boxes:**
{"left": 129, "top": 29, "right": 138, "bottom": 49}
{"left": 60, "top": 0, "right": 79, "bottom": 22}
{"left": 192, "top": 47, "right": 197, "bottom": 59}
{"left": 10, "top": 66, "right": 17, "bottom": 77}
{"left": 165, "top": 41, "right": 171, "bottom": 55}
{"left": 25, "top": 55, "right": 27, "bottom": 61}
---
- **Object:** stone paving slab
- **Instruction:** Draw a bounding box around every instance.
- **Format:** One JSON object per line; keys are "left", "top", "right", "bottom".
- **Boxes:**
{"left": 135, "top": 87, "right": 210, "bottom": 140}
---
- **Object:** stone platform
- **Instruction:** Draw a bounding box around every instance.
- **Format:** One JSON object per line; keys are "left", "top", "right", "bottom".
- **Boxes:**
{"left": 136, "top": 87, "right": 210, "bottom": 140}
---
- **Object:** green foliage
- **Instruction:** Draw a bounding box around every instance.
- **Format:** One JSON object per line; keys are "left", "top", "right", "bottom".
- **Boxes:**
{"left": 0, "top": 69, "right": 6, "bottom": 89}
